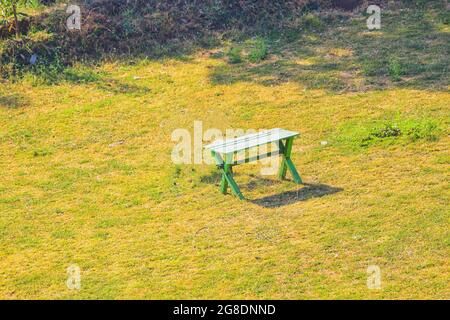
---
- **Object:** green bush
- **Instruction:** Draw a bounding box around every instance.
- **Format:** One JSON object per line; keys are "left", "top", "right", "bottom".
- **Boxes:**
{"left": 247, "top": 38, "right": 268, "bottom": 63}
{"left": 227, "top": 47, "right": 243, "bottom": 64}
{"left": 388, "top": 58, "right": 403, "bottom": 81}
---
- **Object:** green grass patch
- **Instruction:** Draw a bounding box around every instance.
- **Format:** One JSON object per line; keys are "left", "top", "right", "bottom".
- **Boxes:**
{"left": 247, "top": 38, "right": 269, "bottom": 63}
{"left": 227, "top": 38, "right": 269, "bottom": 65}
{"left": 227, "top": 47, "right": 243, "bottom": 64}
{"left": 388, "top": 58, "right": 404, "bottom": 82}
{"left": 335, "top": 118, "right": 443, "bottom": 149}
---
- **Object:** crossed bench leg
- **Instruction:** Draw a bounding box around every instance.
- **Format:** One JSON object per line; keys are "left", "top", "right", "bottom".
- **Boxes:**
{"left": 211, "top": 137, "right": 302, "bottom": 200}
{"left": 212, "top": 152, "right": 245, "bottom": 200}
{"left": 278, "top": 137, "right": 303, "bottom": 184}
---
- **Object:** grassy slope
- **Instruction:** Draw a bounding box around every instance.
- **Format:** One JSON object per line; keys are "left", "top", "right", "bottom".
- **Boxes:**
{"left": 0, "top": 7, "right": 449, "bottom": 299}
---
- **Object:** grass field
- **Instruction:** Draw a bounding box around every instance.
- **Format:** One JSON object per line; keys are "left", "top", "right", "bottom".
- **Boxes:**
{"left": 0, "top": 6, "right": 449, "bottom": 299}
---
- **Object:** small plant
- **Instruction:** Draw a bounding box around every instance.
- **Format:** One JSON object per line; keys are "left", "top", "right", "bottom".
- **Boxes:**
{"left": 388, "top": 58, "right": 403, "bottom": 81}
{"left": 0, "top": 0, "right": 32, "bottom": 37}
{"left": 248, "top": 38, "right": 268, "bottom": 63}
{"left": 227, "top": 46, "right": 242, "bottom": 64}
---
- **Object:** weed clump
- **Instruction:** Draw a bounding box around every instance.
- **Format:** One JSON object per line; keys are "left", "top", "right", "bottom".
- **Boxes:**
{"left": 388, "top": 58, "right": 403, "bottom": 81}
{"left": 227, "top": 47, "right": 243, "bottom": 64}
{"left": 248, "top": 38, "right": 268, "bottom": 63}
{"left": 227, "top": 38, "right": 269, "bottom": 65}
{"left": 361, "top": 124, "right": 402, "bottom": 146}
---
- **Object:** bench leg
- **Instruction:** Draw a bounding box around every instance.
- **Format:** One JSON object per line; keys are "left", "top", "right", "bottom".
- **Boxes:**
{"left": 220, "top": 171, "right": 228, "bottom": 194}
{"left": 224, "top": 154, "right": 244, "bottom": 200}
{"left": 212, "top": 151, "right": 244, "bottom": 200}
{"left": 278, "top": 140, "right": 288, "bottom": 180}
{"left": 278, "top": 137, "right": 303, "bottom": 184}
{"left": 223, "top": 167, "right": 244, "bottom": 200}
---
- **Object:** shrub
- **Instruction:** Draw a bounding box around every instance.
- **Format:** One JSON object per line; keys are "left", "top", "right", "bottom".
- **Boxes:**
{"left": 388, "top": 58, "right": 403, "bottom": 81}
{"left": 227, "top": 47, "right": 243, "bottom": 64}
{"left": 247, "top": 38, "right": 268, "bottom": 63}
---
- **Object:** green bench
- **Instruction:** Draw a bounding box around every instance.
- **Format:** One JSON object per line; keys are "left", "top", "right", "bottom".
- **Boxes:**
{"left": 205, "top": 128, "right": 303, "bottom": 200}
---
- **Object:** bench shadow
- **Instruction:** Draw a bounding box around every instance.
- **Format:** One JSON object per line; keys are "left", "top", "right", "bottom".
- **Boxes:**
{"left": 244, "top": 177, "right": 281, "bottom": 190}
{"left": 250, "top": 183, "right": 343, "bottom": 208}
